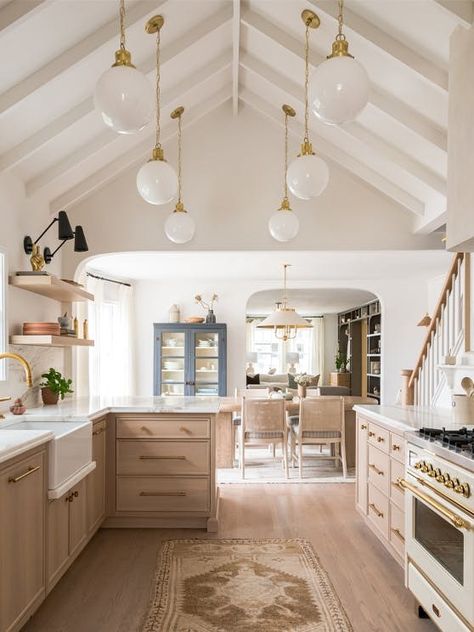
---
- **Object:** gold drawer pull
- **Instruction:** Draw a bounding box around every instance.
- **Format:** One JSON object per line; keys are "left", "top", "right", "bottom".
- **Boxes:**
{"left": 391, "top": 481, "right": 405, "bottom": 493}
{"left": 139, "top": 491, "right": 186, "bottom": 497}
{"left": 368, "top": 431, "right": 375, "bottom": 437}
{"left": 369, "top": 503, "right": 384, "bottom": 518}
{"left": 139, "top": 455, "right": 186, "bottom": 460}
{"left": 361, "top": 424, "right": 367, "bottom": 430}
{"left": 377, "top": 436, "right": 385, "bottom": 443}
{"left": 179, "top": 426, "right": 192, "bottom": 435}
{"left": 140, "top": 426, "right": 153, "bottom": 434}
{"left": 8, "top": 465, "right": 40, "bottom": 483}
{"left": 369, "top": 463, "right": 384, "bottom": 476}
{"left": 93, "top": 427, "right": 105, "bottom": 436}
{"left": 392, "top": 444, "right": 401, "bottom": 451}
{"left": 391, "top": 527, "right": 405, "bottom": 542}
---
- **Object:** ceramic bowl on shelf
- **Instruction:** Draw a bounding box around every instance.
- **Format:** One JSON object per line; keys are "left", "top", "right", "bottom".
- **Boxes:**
{"left": 184, "top": 317, "right": 205, "bottom": 324}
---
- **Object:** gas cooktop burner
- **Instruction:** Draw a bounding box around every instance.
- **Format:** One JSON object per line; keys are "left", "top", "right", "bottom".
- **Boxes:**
{"left": 418, "top": 427, "right": 474, "bottom": 458}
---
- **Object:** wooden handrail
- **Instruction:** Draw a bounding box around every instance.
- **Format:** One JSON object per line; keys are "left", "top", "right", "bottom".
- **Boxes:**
{"left": 409, "top": 252, "right": 465, "bottom": 388}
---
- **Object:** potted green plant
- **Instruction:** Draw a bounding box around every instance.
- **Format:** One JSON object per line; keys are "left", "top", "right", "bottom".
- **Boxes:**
{"left": 40, "top": 368, "right": 73, "bottom": 405}
{"left": 335, "top": 350, "right": 348, "bottom": 373}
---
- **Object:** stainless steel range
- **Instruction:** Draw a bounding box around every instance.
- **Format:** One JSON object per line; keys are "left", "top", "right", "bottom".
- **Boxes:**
{"left": 400, "top": 427, "right": 474, "bottom": 631}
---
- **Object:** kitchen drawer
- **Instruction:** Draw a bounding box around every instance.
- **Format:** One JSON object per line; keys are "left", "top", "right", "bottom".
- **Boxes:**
{"left": 389, "top": 502, "right": 405, "bottom": 559}
{"left": 116, "top": 440, "right": 210, "bottom": 476}
{"left": 408, "top": 563, "right": 470, "bottom": 632}
{"left": 368, "top": 483, "right": 389, "bottom": 539}
{"left": 116, "top": 477, "right": 210, "bottom": 512}
{"left": 390, "top": 432, "right": 405, "bottom": 463}
{"left": 390, "top": 459, "right": 405, "bottom": 509}
{"left": 368, "top": 423, "right": 389, "bottom": 454}
{"left": 116, "top": 417, "right": 210, "bottom": 439}
{"left": 368, "top": 445, "right": 389, "bottom": 496}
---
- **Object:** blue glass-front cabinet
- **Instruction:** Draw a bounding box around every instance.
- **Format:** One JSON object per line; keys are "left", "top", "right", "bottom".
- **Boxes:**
{"left": 153, "top": 323, "right": 227, "bottom": 397}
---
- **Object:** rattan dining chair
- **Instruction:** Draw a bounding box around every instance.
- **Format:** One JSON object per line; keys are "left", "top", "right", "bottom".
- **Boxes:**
{"left": 240, "top": 397, "right": 288, "bottom": 479}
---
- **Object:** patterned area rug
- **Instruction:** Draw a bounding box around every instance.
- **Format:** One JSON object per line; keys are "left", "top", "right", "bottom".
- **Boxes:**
{"left": 143, "top": 539, "right": 353, "bottom": 632}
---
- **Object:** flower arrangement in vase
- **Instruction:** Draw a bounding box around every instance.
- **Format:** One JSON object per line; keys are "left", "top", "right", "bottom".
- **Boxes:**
{"left": 294, "top": 373, "right": 316, "bottom": 398}
{"left": 194, "top": 293, "right": 219, "bottom": 324}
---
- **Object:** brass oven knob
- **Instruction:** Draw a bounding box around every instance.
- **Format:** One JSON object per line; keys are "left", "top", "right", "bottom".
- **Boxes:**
{"left": 454, "top": 482, "right": 471, "bottom": 498}
{"left": 421, "top": 462, "right": 430, "bottom": 473}
{"left": 427, "top": 466, "right": 437, "bottom": 478}
{"left": 444, "top": 474, "right": 455, "bottom": 489}
{"left": 414, "top": 461, "right": 423, "bottom": 470}
{"left": 434, "top": 469, "right": 444, "bottom": 483}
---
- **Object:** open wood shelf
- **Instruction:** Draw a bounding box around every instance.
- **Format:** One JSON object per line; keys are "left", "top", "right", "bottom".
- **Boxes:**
{"left": 10, "top": 335, "right": 94, "bottom": 348}
{"left": 10, "top": 274, "right": 94, "bottom": 302}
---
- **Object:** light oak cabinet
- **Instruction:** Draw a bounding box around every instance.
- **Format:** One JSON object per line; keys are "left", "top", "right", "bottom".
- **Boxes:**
{"left": 86, "top": 416, "right": 107, "bottom": 535}
{"left": 0, "top": 447, "right": 47, "bottom": 632}
{"left": 356, "top": 414, "right": 406, "bottom": 566}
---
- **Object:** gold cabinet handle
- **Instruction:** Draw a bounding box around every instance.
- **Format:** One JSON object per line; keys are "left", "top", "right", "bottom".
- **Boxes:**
{"left": 369, "top": 503, "right": 384, "bottom": 518}
{"left": 140, "top": 426, "right": 153, "bottom": 434}
{"left": 93, "top": 427, "right": 105, "bottom": 436}
{"left": 392, "top": 444, "right": 401, "bottom": 451}
{"left": 397, "top": 478, "right": 470, "bottom": 530}
{"left": 377, "top": 436, "right": 385, "bottom": 443}
{"left": 179, "top": 426, "right": 192, "bottom": 435}
{"left": 139, "top": 455, "right": 186, "bottom": 460}
{"left": 139, "top": 491, "right": 186, "bottom": 497}
{"left": 391, "top": 527, "right": 405, "bottom": 542}
{"left": 391, "top": 481, "right": 405, "bottom": 493}
{"left": 0, "top": 395, "right": 11, "bottom": 402}
{"left": 8, "top": 465, "right": 40, "bottom": 483}
{"left": 368, "top": 431, "right": 375, "bottom": 437}
{"left": 369, "top": 463, "right": 384, "bottom": 476}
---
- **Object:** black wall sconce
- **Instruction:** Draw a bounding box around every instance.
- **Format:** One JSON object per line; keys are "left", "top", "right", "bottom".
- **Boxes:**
{"left": 23, "top": 210, "right": 74, "bottom": 256}
{"left": 44, "top": 226, "right": 88, "bottom": 263}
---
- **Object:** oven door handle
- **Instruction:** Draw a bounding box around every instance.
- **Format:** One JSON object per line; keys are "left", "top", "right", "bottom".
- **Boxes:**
{"left": 397, "top": 478, "right": 471, "bottom": 530}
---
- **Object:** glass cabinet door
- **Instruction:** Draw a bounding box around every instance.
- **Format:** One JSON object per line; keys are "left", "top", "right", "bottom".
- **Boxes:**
{"left": 160, "top": 331, "right": 185, "bottom": 396}
{"left": 193, "top": 331, "right": 220, "bottom": 396}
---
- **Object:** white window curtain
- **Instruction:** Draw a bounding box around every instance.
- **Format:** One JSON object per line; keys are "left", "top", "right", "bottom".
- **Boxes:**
{"left": 310, "top": 317, "right": 324, "bottom": 379}
{"left": 87, "top": 275, "right": 134, "bottom": 398}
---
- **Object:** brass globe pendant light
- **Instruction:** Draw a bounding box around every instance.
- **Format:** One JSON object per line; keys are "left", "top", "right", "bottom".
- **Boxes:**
{"left": 286, "top": 10, "right": 329, "bottom": 200}
{"left": 269, "top": 104, "right": 299, "bottom": 242}
{"left": 136, "top": 15, "right": 178, "bottom": 205}
{"left": 309, "top": 0, "right": 369, "bottom": 125}
{"left": 94, "top": 0, "right": 153, "bottom": 134}
{"left": 164, "top": 107, "right": 195, "bottom": 244}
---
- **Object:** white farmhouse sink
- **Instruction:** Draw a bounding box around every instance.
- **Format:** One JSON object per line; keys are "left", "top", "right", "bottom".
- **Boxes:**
{"left": 6, "top": 420, "right": 92, "bottom": 490}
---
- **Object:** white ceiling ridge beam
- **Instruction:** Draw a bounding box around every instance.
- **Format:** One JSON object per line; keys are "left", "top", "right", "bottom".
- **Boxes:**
{"left": 432, "top": 0, "right": 473, "bottom": 26}
{"left": 0, "top": 7, "right": 233, "bottom": 171}
{"left": 239, "top": 88, "right": 424, "bottom": 216}
{"left": 414, "top": 209, "right": 447, "bottom": 234}
{"left": 241, "top": 8, "right": 447, "bottom": 152}
{"left": 307, "top": 0, "right": 448, "bottom": 91}
{"left": 0, "top": 0, "right": 167, "bottom": 116}
{"left": 241, "top": 52, "right": 446, "bottom": 198}
{"left": 232, "top": 0, "right": 241, "bottom": 116}
{"left": 26, "top": 60, "right": 232, "bottom": 197}
{"left": 0, "top": 0, "right": 52, "bottom": 35}
{"left": 49, "top": 87, "right": 231, "bottom": 213}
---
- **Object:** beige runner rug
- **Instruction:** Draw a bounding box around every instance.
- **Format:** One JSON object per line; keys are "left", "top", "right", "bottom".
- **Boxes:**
{"left": 143, "top": 538, "right": 353, "bottom": 631}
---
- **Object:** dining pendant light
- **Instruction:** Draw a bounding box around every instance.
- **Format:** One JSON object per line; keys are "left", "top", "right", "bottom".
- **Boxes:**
{"left": 164, "top": 107, "right": 195, "bottom": 244}
{"left": 136, "top": 15, "right": 178, "bottom": 205}
{"left": 286, "top": 10, "right": 329, "bottom": 200}
{"left": 257, "top": 264, "right": 312, "bottom": 341}
{"left": 269, "top": 105, "right": 300, "bottom": 242}
{"left": 94, "top": 0, "right": 153, "bottom": 134}
{"left": 309, "top": 0, "right": 369, "bottom": 125}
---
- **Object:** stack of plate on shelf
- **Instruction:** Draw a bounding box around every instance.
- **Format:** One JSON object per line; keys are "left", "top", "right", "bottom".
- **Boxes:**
{"left": 23, "top": 322, "right": 60, "bottom": 336}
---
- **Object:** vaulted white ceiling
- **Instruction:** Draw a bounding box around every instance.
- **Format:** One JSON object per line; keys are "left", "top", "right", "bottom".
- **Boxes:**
{"left": 1, "top": 0, "right": 471, "bottom": 234}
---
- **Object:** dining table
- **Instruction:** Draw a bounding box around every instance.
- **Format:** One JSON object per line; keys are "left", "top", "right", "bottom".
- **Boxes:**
{"left": 215, "top": 395, "right": 378, "bottom": 469}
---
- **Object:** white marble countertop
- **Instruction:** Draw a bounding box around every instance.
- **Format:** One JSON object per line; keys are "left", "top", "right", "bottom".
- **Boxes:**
{"left": 0, "top": 429, "right": 53, "bottom": 465}
{"left": 353, "top": 403, "right": 473, "bottom": 432}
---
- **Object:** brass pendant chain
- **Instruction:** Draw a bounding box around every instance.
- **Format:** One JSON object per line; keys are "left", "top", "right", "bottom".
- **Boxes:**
{"left": 337, "top": 0, "right": 345, "bottom": 40}
{"left": 177, "top": 113, "right": 182, "bottom": 204}
{"left": 283, "top": 110, "right": 289, "bottom": 201}
{"left": 119, "top": 0, "right": 126, "bottom": 50}
{"left": 155, "top": 28, "right": 161, "bottom": 150}
{"left": 304, "top": 24, "right": 310, "bottom": 143}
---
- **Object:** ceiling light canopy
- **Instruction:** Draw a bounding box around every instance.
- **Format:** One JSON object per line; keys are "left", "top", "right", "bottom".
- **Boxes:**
{"left": 257, "top": 264, "right": 312, "bottom": 341}
{"left": 287, "top": 10, "right": 329, "bottom": 200}
{"left": 309, "top": 0, "right": 369, "bottom": 125}
{"left": 269, "top": 105, "right": 300, "bottom": 242}
{"left": 94, "top": 0, "right": 153, "bottom": 134}
{"left": 137, "top": 15, "right": 178, "bottom": 205}
{"left": 165, "top": 107, "right": 195, "bottom": 244}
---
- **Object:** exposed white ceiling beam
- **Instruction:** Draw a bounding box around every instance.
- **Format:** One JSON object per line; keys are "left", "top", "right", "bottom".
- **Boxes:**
{"left": 308, "top": 0, "right": 448, "bottom": 91}
{"left": 414, "top": 209, "right": 448, "bottom": 234}
{"left": 241, "top": 53, "right": 446, "bottom": 199}
{"left": 432, "top": 0, "right": 473, "bottom": 26}
{"left": 239, "top": 88, "right": 424, "bottom": 217}
{"left": 0, "top": 0, "right": 51, "bottom": 36}
{"left": 27, "top": 57, "right": 232, "bottom": 197}
{"left": 241, "top": 8, "right": 447, "bottom": 152}
{"left": 0, "top": 6, "right": 233, "bottom": 171}
{"left": 50, "top": 87, "right": 231, "bottom": 213}
{"left": 0, "top": 0, "right": 167, "bottom": 116}
{"left": 232, "top": 0, "right": 241, "bottom": 116}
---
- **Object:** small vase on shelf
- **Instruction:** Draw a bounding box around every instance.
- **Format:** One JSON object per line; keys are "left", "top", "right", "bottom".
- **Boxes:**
{"left": 205, "top": 309, "right": 216, "bottom": 324}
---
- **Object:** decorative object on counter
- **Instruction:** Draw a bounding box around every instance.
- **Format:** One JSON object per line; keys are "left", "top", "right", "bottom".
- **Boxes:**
{"left": 452, "top": 394, "right": 474, "bottom": 423}
{"left": 165, "top": 106, "right": 195, "bottom": 244}
{"left": 83, "top": 318, "right": 89, "bottom": 340}
{"left": 417, "top": 312, "right": 431, "bottom": 327}
{"left": 309, "top": 0, "right": 369, "bottom": 125}
{"left": 40, "top": 368, "right": 73, "bottom": 405}
{"left": 168, "top": 304, "right": 180, "bottom": 323}
{"left": 43, "top": 225, "right": 88, "bottom": 264}
{"left": 294, "top": 373, "right": 318, "bottom": 398}
{"left": 335, "top": 348, "right": 348, "bottom": 372}
{"left": 286, "top": 10, "right": 329, "bottom": 200}
{"left": 94, "top": 0, "right": 152, "bottom": 134}
{"left": 9, "top": 398, "right": 26, "bottom": 415}
{"left": 195, "top": 293, "right": 218, "bottom": 323}
{"left": 287, "top": 351, "right": 299, "bottom": 375}
{"left": 246, "top": 352, "right": 257, "bottom": 377}
{"left": 184, "top": 316, "right": 205, "bottom": 324}
{"left": 136, "top": 14, "right": 178, "bottom": 205}
{"left": 269, "top": 104, "right": 299, "bottom": 242}
{"left": 461, "top": 376, "right": 474, "bottom": 398}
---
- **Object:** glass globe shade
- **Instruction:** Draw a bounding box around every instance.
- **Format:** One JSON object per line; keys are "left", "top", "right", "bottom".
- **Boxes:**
{"left": 94, "top": 65, "right": 153, "bottom": 134}
{"left": 165, "top": 211, "right": 195, "bottom": 244}
{"left": 286, "top": 154, "right": 329, "bottom": 200}
{"left": 309, "top": 56, "right": 370, "bottom": 125}
{"left": 268, "top": 210, "right": 299, "bottom": 242}
{"left": 136, "top": 159, "right": 178, "bottom": 205}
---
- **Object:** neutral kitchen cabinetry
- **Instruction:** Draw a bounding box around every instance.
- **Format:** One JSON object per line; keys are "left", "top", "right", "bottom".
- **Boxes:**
{"left": 356, "top": 414, "right": 406, "bottom": 566}
{"left": 86, "top": 416, "right": 107, "bottom": 535}
{"left": 0, "top": 447, "right": 47, "bottom": 632}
